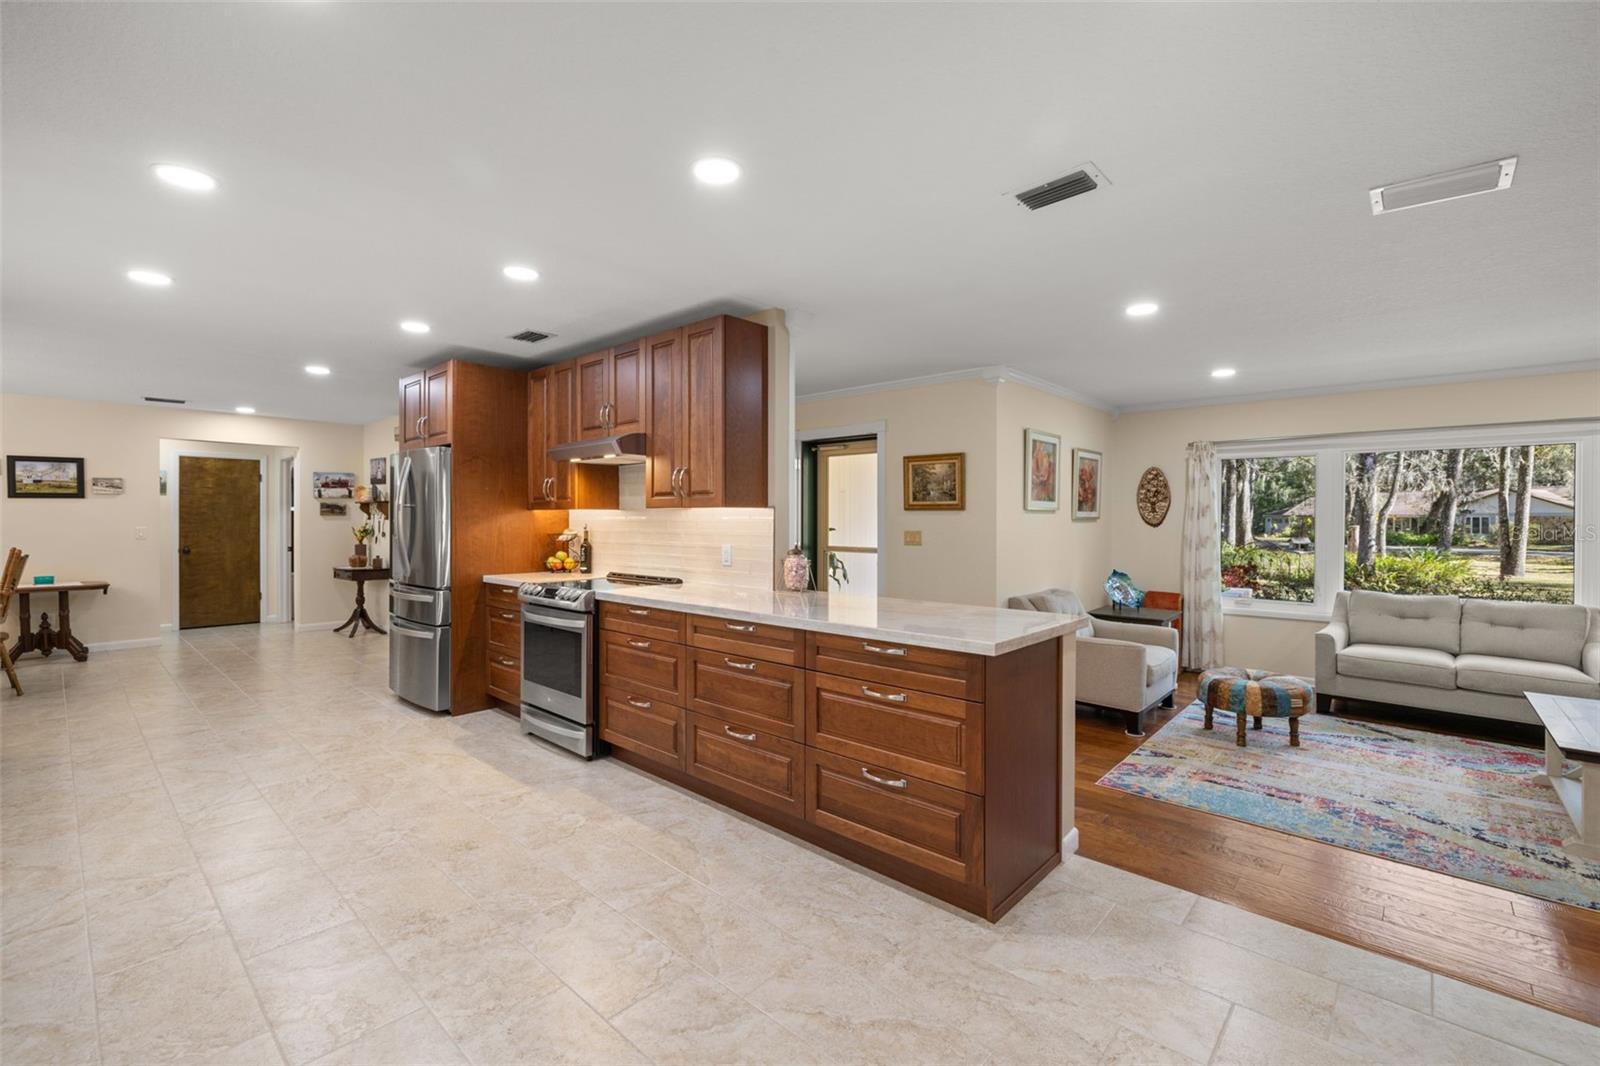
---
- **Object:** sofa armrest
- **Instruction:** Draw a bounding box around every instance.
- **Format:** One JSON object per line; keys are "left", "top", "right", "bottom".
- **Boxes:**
{"left": 1584, "top": 641, "right": 1600, "bottom": 682}
{"left": 1315, "top": 621, "right": 1348, "bottom": 687}
{"left": 1076, "top": 636, "right": 1153, "bottom": 712}
{"left": 1091, "top": 619, "right": 1179, "bottom": 653}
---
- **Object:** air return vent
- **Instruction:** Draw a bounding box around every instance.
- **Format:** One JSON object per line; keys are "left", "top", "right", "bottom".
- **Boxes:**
{"left": 1015, "top": 163, "right": 1106, "bottom": 211}
{"left": 509, "top": 330, "right": 554, "bottom": 344}
{"left": 143, "top": 396, "right": 186, "bottom": 404}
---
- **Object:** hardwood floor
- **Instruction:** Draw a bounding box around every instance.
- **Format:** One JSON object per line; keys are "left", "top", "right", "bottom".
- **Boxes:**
{"left": 1076, "top": 673, "right": 1600, "bottom": 1027}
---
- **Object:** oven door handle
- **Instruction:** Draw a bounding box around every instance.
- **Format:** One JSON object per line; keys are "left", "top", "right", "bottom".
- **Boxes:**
{"left": 521, "top": 609, "right": 591, "bottom": 632}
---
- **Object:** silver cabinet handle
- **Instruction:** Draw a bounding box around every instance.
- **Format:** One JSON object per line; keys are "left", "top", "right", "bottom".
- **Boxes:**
{"left": 670, "top": 467, "right": 683, "bottom": 497}
{"left": 862, "top": 643, "right": 906, "bottom": 657}
{"left": 862, "top": 686, "right": 907, "bottom": 703}
{"left": 725, "top": 622, "right": 756, "bottom": 633}
{"left": 626, "top": 696, "right": 652, "bottom": 709}
{"left": 723, "top": 725, "right": 757, "bottom": 742}
{"left": 495, "top": 656, "right": 516, "bottom": 667}
{"left": 626, "top": 639, "right": 652, "bottom": 649}
{"left": 414, "top": 416, "right": 423, "bottom": 436}
{"left": 544, "top": 477, "right": 554, "bottom": 501}
{"left": 628, "top": 608, "right": 651, "bottom": 616}
{"left": 861, "top": 767, "right": 908, "bottom": 790}
{"left": 497, "top": 611, "right": 517, "bottom": 621}
{"left": 723, "top": 657, "right": 758, "bottom": 671}
{"left": 419, "top": 414, "right": 428, "bottom": 436}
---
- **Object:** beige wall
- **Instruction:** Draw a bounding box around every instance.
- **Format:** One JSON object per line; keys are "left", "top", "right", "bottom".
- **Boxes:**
{"left": 1, "top": 394, "right": 366, "bottom": 646}
{"left": 1106, "top": 369, "right": 1600, "bottom": 674}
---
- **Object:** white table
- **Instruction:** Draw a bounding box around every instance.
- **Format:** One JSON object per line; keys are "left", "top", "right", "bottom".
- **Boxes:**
{"left": 1525, "top": 691, "right": 1600, "bottom": 862}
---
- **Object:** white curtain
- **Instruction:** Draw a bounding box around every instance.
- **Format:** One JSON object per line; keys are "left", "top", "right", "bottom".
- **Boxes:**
{"left": 1181, "top": 441, "right": 1224, "bottom": 670}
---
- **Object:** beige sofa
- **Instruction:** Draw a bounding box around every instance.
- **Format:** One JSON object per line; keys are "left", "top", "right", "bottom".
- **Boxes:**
{"left": 1008, "top": 589, "right": 1177, "bottom": 736}
{"left": 1314, "top": 590, "right": 1600, "bottom": 725}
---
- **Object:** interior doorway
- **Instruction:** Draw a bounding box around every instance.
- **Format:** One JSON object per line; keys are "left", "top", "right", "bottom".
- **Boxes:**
{"left": 280, "top": 456, "right": 296, "bottom": 623}
{"left": 797, "top": 427, "right": 883, "bottom": 594}
{"left": 178, "top": 455, "right": 262, "bottom": 628}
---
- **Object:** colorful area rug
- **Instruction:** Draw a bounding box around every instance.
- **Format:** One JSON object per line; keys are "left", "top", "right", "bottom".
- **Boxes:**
{"left": 1097, "top": 703, "right": 1600, "bottom": 911}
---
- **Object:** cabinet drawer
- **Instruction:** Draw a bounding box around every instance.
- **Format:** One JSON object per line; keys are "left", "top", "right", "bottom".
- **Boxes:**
{"left": 486, "top": 583, "right": 522, "bottom": 610}
{"left": 599, "top": 629, "right": 686, "bottom": 704}
{"left": 687, "top": 648, "right": 803, "bottom": 740}
{"left": 685, "top": 712, "right": 804, "bottom": 818}
{"left": 806, "top": 673, "right": 983, "bottom": 794}
{"left": 599, "top": 688, "right": 686, "bottom": 769}
{"left": 600, "top": 601, "right": 687, "bottom": 643}
{"left": 807, "top": 633, "right": 984, "bottom": 701}
{"left": 687, "top": 614, "right": 804, "bottom": 667}
{"left": 806, "top": 748, "right": 982, "bottom": 886}
{"left": 488, "top": 618, "right": 521, "bottom": 655}
{"left": 487, "top": 662, "right": 521, "bottom": 704}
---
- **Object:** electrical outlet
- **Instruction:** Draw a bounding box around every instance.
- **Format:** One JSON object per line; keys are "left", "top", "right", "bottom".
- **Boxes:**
{"left": 904, "top": 530, "right": 922, "bottom": 546}
{"left": 134, "top": 526, "right": 148, "bottom": 541}
{"left": 721, "top": 544, "right": 733, "bottom": 567}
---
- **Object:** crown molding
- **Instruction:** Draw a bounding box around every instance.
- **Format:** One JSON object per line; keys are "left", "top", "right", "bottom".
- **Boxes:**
{"left": 796, "top": 365, "right": 1115, "bottom": 412}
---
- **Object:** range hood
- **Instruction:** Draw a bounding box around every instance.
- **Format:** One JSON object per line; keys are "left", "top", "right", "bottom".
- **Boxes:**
{"left": 548, "top": 432, "right": 648, "bottom": 465}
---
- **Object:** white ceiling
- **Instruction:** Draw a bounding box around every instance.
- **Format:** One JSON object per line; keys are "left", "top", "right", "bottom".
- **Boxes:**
{"left": 3, "top": 2, "right": 1596, "bottom": 424}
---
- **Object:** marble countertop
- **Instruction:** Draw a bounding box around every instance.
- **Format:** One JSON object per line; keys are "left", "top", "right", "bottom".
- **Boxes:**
{"left": 481, "top": 575, "right": 1087, "bottom": 656}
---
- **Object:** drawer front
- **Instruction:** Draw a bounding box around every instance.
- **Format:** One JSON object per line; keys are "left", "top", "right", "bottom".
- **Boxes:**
{"left": 807, "top": 673, "right": 983, "bottom": 793}
{"left": 685, "top": 712, "right": 804, "bottom": 817}
{"left": 599, "top": 688, "right": 686, "bottom": 769}
{"left": 488, "top": 618, "right": 521, "bottom": 656}
{"left": 599, "top": 630, "right": 686, "bottom": 704}
{"left": 487, "top": 662, "right": 521, "bottom": 703}
{"left": 687, "top": 648, "right": 803, "bottom": 740}
{"left": 600, "top": 601, "right": 686, "bottom": 643}
{"left": 486, "top": 584, "right": 522, "bottom": 611}
{"left": 807, "top": 633, "right": 984, "bottom": 701}
{"left": 687, "top": 614, "right": 804, "bottom": 667}
{"left": 806, "top": 748, "right": 982, "bottom": 885}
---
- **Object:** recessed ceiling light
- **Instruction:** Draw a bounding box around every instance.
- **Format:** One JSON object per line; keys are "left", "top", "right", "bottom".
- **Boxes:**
{"left": 1211, "top": 367, "right": 1237, "bottom": 379}
{"left": 304, "top": 364, "right": 331, "bottom": 376}
{"left": 400, "top": 320, "right": 431, "bottom": 334}
{"left": 502, "top": 264, "right": 540, "bottom": 282}
{"left": 151, "top": 163, "right": 217, "bottom": 192}
{"left": 1124, "top": 301, "right": 1159, "bottom": 318}
{"left": 126, "top": 268, "right": 173, "bottom": 287}
{"left": 692, "top": 157, "right": 741, "bottom": 185}
{"left": 234, "top": 406, "right": 256, "bottom": 414}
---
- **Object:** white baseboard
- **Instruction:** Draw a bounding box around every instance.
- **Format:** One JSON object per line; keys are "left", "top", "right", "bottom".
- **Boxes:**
{"left": 159, "top": 623, "right": 174, "bottom": 632}
{"left": 293, "top": 620, "right": 344, "bottom": 632}
{"left": 87, "top": 637, "right": 163, "bottom": 652}
{"left": 263, "top": 613, "right": 283, "bottom": 624}
{"left": 1062, "top": 827, "right": 1080, "bottom": 856}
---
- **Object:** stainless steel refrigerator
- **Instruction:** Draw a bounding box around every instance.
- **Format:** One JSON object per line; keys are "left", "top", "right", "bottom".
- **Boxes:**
{"left": 389, "top": 446, "right": 452, "bottom": 711}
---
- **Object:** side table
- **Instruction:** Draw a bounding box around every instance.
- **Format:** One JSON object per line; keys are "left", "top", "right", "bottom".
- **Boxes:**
{"left": 332, "top": 567, "right": 390, "bottom": 638}
{"left": 9, "top": 581, "right": 110, "bottom": 662}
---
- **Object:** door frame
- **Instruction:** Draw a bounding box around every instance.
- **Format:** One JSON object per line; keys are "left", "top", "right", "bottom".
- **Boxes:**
{"left": 795, "top": 421, "right": 886, "bottom": 595}
{"left": 280, "top": 454, "right": 296, "bottom": 624}
{"left": 170, "top": 449, "right": 268, "bottom": 629}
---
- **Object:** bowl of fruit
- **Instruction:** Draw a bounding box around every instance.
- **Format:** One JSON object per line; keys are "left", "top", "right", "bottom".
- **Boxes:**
{"left": 545, "top": 550, "right": 579, "bottom": 573}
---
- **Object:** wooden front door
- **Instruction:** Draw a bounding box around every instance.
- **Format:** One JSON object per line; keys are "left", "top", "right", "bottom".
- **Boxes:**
{"left": 179, "top": 456, "right": 261, "bottom": 629}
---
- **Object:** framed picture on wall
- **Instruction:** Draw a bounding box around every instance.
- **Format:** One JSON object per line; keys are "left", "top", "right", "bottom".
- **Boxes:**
{"left": 312, "top": 471, "right": 355, "bottom": 498}
{"left": 903, "top": 453, "right": 965, "bottom": 510}
{"left": 7, "top": 455, "right": 85, "bottom": 498}
{"left": 1023, "top": 430, "right": 1059, "bottom": 512}
{"left": 1073, "top": 447, "right": 1103, "bottom": 520}
{"left": 370, "top": 457, "right": 386, "bottom": 485}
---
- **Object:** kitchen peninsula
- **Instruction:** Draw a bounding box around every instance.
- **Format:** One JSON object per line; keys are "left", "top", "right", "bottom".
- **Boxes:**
{"left": 487, "top": 573, "right": 1087, "bottom": 921}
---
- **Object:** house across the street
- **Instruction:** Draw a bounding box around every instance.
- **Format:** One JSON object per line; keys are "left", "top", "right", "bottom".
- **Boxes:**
{"left": 1263, "top": 487, "right": 1574, "bottom": 541}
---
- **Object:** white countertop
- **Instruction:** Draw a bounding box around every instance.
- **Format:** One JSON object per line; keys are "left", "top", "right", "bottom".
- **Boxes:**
{"left": 482, "top": 575, "right": 1087, "bottom": 656}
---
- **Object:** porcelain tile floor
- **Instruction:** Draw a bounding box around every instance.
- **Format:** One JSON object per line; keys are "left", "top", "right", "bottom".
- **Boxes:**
{"left": 4, "top": 625, "right": 1598, "bottom": 1065}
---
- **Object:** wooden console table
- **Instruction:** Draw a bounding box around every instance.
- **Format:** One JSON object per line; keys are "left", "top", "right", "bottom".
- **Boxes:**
{"left": 1088, "top": 604, "right": 1181, "bottom": 628}
{"left": 1526, "top": 691, "right": 1600, "bottom": 862}
{"left": 9, "top": 581, "right": 110, "bottom": 663}
{"left": 332, "top": 566, "right": 389, "bottom": 638}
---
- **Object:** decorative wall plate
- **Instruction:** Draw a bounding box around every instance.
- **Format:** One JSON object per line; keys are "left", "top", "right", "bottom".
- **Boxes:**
{"left": 1137, "top": 466, "right": 1171, "bottom": 527}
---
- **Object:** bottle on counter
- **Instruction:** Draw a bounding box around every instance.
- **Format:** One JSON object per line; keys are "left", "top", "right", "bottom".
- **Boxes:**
{"left": 578, "top": 525, "right": 592, "bottom": 574}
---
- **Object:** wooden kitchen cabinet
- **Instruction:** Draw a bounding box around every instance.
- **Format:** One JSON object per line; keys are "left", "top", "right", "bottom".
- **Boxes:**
{"left": 398, "top": 361, "right": 455, "bottom": 449}
{"left": 529, "top": 361, "right": 621, "bottom": 510}
{"left": 686, "top": 712, "right": 805, "bottom": 818}
{"left": 399, "top": 372, "right": 426, "bottom": 448}
{"left": 576, "top": 340, "right": 648, "bottom": 441}
{"left": 644, "top": 315, "right": 768, "bottom": 509}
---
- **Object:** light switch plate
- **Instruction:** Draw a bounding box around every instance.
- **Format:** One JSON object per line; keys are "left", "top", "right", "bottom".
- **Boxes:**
{"left": 903, "top": 530, "right": 922, "bottom": 546}
{"left": 134, "top": 526, "right": 148, "bottom": 541}
{"left": 721, "top": 544, "right": 733, "bottom": 566}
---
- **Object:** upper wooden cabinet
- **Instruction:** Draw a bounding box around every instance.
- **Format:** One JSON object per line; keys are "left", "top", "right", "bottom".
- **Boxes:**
{"left": 529, "top": 362, "right": 620, "bottom": 511}
{"left": 576, "top": 342, "right": 648, "bottom": 441}
{"left": 647, "top": 315, "right": 768, "bottom": 508}
{"left": 398, "top": 362, "right": 456, "bottom": 449}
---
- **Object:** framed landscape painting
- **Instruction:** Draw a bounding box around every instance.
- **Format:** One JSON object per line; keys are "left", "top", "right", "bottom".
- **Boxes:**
{"left": 1024, "top": 429, "right": 1060, "bottom": 512}
{"left": 1073, "top": 447, "right": 1102, "bottom": 520}
{"left": 904, "top": 453, "right": 965, "bottom": 510}
{"left": 7, "top": 456, "right": 85, "bottom": 498}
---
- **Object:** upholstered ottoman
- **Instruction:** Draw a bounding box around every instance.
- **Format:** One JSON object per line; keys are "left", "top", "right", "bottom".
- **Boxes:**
{"left": 1199, "top": 667, "right": 1314, "bottom": 748}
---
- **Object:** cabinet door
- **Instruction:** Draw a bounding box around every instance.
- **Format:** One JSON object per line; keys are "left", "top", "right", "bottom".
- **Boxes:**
{"left": 546, "top": 361, "right": 577, "bottom": 507}
{"left": 679, "top": 317, "right": 724, "bottom": 506}
{"left": 527, "top": 368, "right": 553, "bottom": 508}
{"left": 399, "top": 373, "right": 426, "bottom": 449}
{"left": 609, "top": 339, "right": 647, "bottom": 436}
{"left": 599, "top": 689, "right": 686, "bottom": 770}
{"left": 575, "top": 350, "right": 612, "bottom": 440}
{"left": 686, "top": 712, "right": 805, "bottom": 818}
{"left": 644, "top": 328, "right": 684, "bottom": 507}
{"left": 423, "top": 363, "right": 452, "bottom": 446}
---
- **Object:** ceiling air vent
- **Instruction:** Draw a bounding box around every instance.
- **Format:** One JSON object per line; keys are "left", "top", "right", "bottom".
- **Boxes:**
{"left": 1015, "top": 162, "right": 1107, "bottom": 211}
{"left": 1370, "top": 157, "right": 1517, "bottom": 215}
{"left": 143, "top": 396, "right": 186, "bottom": 404}
{"left": 509, "top": 330, "right": 554, "bottom": 345}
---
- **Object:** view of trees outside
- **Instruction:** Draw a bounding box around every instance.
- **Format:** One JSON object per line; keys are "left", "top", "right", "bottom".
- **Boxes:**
{"left": 1220, "top": 444, "right": 1577, "bottom": 604}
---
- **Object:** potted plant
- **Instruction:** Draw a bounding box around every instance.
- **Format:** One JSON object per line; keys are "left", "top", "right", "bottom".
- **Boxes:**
{"left": 351, "top": 518, "right": 374, "bottom": 567}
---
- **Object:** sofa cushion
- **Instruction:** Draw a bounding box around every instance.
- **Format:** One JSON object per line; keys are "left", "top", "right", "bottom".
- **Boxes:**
{"left": 1338, "top": 643, "right": 1457, "bottom": 690}
{"left": 1459, "top": 600, "right": 1589, "bottom": 669}
{"left": 1455, "top": 653, "right": 1600, "bottom": 701}
{"left": 1144, "top": 645, "right": 1177, "bottom": 687}
{"left": 1347, "top": 591, "right": 1462, "bottom": 654}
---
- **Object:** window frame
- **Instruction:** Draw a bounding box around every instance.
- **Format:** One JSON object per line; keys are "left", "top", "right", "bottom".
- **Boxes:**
{"left": 1215, "top": 418, "right": 1599, "bottom": 621}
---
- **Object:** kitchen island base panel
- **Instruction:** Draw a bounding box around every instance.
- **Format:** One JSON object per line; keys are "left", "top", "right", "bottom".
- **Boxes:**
{"left": 609, "top": 746, "right": 1059, "bottom": 922}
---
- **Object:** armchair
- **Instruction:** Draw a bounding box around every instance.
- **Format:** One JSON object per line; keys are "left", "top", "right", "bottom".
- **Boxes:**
{"left": 1008, "top": 588, "right": 1179, "bottom": 736}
